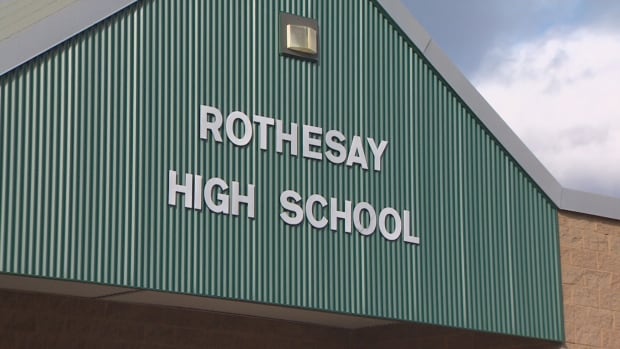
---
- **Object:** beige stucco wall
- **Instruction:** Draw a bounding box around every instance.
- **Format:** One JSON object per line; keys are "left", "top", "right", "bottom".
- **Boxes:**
{"left": 559, "top": 211, "right": 620, "bottom": 349}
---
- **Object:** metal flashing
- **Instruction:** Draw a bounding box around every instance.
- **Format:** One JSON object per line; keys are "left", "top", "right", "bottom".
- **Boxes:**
{"left": 561, "top": 189, "right": 620, "bottom": 220}
{"left": 0, "top": 0, "right": 137, "bottom": 76}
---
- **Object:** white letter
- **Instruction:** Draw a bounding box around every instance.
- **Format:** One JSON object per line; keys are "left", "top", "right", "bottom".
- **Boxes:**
{"left": 379, "top": 207, "right": 402, "bottom": 241}
{"left": 302, "top": 125, "right": 323, "bottom": 160}
{"left": 353, "top": 202, "right": 377, "bottom": 236}
{"left": 231, "top": 181, "right": 255, "bottom": 218}
{"left": 367, "top": 138, "right": 388, "bottom": 172}
{"left": 226, "top": 111, "right": 253, "bottom": 146}
{"left": 280, "top": 190, "right": 303, "bottom": 225}
{"left": 330, "top": 197, "right": 352, "bottom": 233}
{"left": 306, "top": 194, "right": 328, "bottom": 229}
{"left": 200, "top": 105, "right": 223, "bottom": 142}
{"left": 193, "top": 175, "right": 203, "bottom": 210}
{"left": 345, "top": 136, "right": 368, "bottom": 170}
{"left": 325, "top": 130, "right": 346, "bottom": 164}
{"left": 168, "top": 170, "right": 193, "bottom": 208}
{"left": 204, "top": 177, "right": 229, "bottom": 214}
{"left": 276, "top": 120, "right": 298, "bottom": 156}
{"left": 402, "top": 210, "right": 420, "bottom": 244}
{"left": 253, "top": 114, "right": 275, "bottom": 150}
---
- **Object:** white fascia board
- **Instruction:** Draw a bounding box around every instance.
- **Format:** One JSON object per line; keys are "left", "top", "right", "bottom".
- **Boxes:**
{"left": 0, "top": 0, "right": 137, "bottom": 76}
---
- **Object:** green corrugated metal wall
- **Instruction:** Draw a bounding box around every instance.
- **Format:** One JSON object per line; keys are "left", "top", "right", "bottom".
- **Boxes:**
{"left": 0, "top": 0, "right": 563, "bottom": 341}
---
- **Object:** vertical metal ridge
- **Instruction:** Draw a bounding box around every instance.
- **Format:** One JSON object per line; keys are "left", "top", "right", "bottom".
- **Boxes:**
{"left": 0, "top": 0, "right": 563, "bottom": 341}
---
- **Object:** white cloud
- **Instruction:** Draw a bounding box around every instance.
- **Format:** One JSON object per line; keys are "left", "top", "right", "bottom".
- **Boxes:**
{"left": 473, "top": 28, "right": 620, "bottom": 198}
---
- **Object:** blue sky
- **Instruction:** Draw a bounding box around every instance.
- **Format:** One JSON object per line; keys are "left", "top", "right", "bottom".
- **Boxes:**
{"left": 403, "top": 0, "right": 620, "bottom": 198}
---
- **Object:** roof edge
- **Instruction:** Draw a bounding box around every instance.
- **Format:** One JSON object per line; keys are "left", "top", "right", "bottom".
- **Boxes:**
{"left": 560, "top": 189, "right": 620, "bottom": 220}
{"left": 377, "top": 0, "right": 620, "bottom": 221}
{"left": 0, "top": 0, "right": 137, "bottom": 76}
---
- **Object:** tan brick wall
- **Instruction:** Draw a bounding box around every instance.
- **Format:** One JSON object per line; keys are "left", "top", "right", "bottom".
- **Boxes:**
{"left": 559, "top": 211, "right": 620, "bottom": 349}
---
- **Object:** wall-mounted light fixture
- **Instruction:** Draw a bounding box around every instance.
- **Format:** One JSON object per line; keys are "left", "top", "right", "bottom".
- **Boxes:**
{"left": 280, "top": 13, "right": 319, "bottom": 62}
{"left": 286, "top": 24, "right": 317, "bottom": 54}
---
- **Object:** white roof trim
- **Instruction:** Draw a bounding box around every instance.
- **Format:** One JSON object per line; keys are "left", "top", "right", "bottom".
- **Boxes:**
{"left": 561, "top": 189, "right": 620, "bottom": 220}
{"left": 0, "top": 0, "right": 618, "bottom": 220}
{"left": 0, "top": 0, "right": 137, "bottom": 76}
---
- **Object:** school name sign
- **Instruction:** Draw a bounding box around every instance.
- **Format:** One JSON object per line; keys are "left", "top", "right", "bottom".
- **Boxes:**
{"left": 168, "top": 105, "right": 420, "bottom": 245}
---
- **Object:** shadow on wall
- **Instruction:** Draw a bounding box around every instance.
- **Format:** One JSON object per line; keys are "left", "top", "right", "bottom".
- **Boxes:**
{"left": 0, "top": 288, "right": 562, "bottom": 349}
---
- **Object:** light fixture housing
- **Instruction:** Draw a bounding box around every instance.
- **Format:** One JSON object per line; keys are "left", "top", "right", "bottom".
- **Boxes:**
{"left": 286, "top": 24, "right": 317, "bottom": 54}
{"left": 280, "top": 13, "right": 319, "bottom": 62}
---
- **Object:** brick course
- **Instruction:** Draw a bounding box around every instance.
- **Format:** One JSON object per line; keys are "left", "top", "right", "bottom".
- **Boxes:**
{"left": 560, "top": 211, "right": 620, "bottom": 349}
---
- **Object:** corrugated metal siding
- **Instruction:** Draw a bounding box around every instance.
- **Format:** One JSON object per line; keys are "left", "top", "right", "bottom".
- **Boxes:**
{"left": 0, "top": 0, "right": 563, "bottom": 341}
